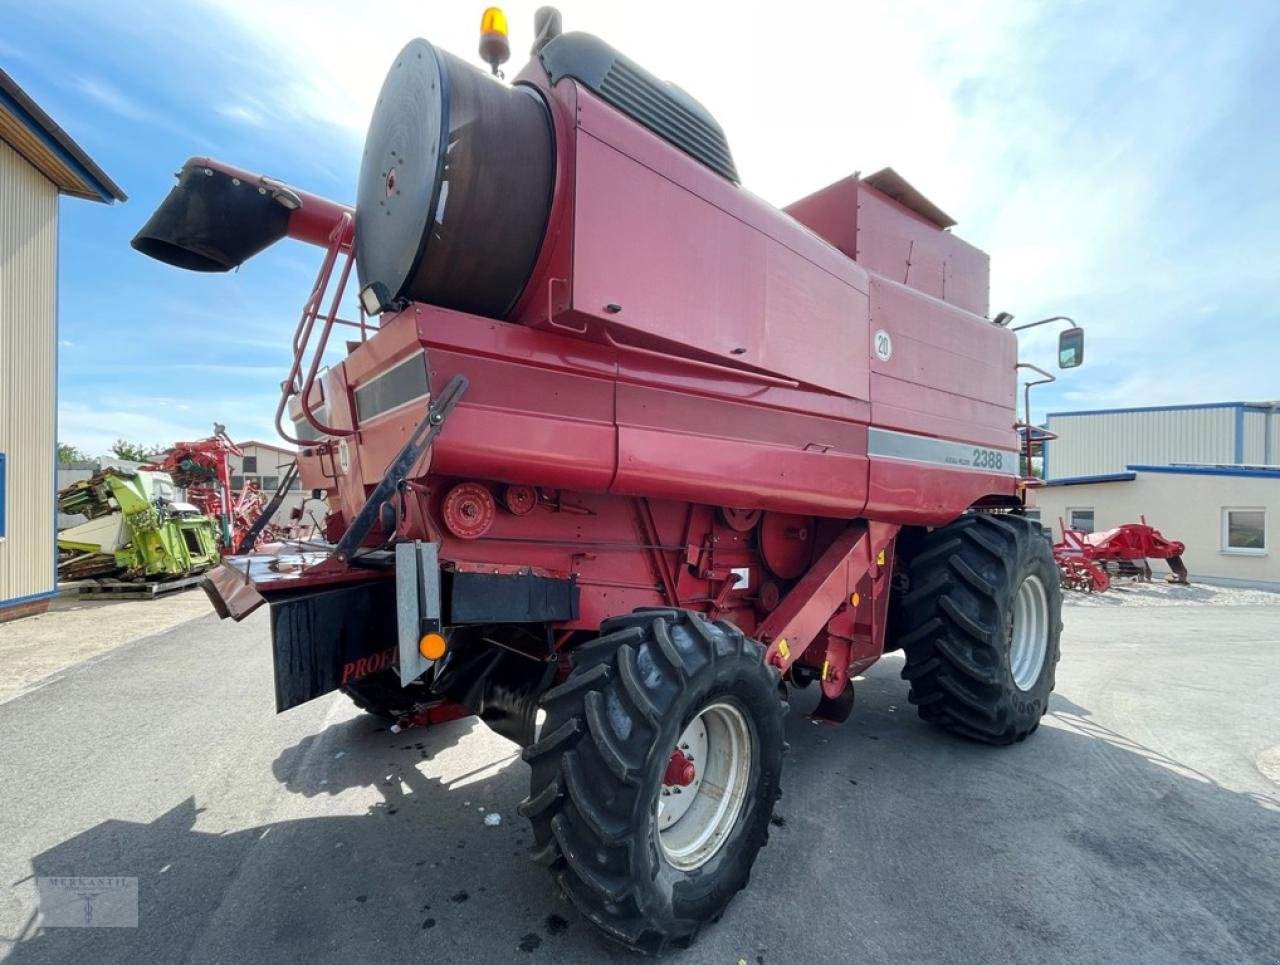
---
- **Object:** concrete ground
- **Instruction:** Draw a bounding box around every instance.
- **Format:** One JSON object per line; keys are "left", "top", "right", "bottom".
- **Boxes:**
{"left": 0, "top": 603, "right": 1277, "bottom": 963}
{"left": 0, "top": 590, "right": 211, "bottom": 702}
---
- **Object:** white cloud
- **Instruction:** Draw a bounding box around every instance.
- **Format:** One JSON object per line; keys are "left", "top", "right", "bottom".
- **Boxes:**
{"left": 217, "top": 102, "right": 268, "bottom": 128}
{"left": 59, "top": 394, "right": 282, "bottom": 457}
{"left": 75, "top": 75, "right": 156, "bottom": 122}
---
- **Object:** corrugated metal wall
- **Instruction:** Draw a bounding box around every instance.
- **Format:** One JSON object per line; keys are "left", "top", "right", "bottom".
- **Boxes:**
{"left": 0, "top": 139, "right": 58, "bottom": 605}
{"left": 1242, "top": 408, "right": 1280, "bottom": 466}
{"left": 1045, "top": 406, "right": 1237, "bottom": 480}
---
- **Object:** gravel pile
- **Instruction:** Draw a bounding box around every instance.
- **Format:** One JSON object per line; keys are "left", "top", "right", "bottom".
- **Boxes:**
{"left": 1063, "top": 580, "right": 1280, "bottom": 607}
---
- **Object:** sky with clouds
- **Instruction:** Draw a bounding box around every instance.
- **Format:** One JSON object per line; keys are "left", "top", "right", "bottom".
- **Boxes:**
{"left": 5, "top": 0, "right": 1278, "bottom": 456}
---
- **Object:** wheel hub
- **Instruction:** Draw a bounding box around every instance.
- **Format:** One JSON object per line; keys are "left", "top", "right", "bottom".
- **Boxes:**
{"left": 664, "top": 748, "right": 696, "bottom": 787}
{"left": 656, "top": 702, "right": 753, "bottom": 871}
{"left": 1009, "top": 573, "right": 1049, "bottom": 691}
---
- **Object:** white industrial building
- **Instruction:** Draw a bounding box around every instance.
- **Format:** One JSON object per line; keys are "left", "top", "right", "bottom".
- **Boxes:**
{"left": 1043, "top": 402, "right": 1279, "bottom": 480}
{"left": 0, "top": 69, "right": 125, "bottom": 622}
{"left": 228, "top": 440, "right": 313, "bottom": 527}
{"left": 1032, "top": 402, "right": 1279, "bottom": 588}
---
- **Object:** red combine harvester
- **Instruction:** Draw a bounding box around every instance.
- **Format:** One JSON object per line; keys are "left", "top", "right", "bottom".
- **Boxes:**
{"left": 132, "top": 9, "right": 1086, "bottom": 951}
{"left": 1054, "top": 517, "right": 1190, "bottom": 593}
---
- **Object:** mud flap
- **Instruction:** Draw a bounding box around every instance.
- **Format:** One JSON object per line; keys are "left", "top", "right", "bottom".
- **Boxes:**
{"left": 269, "top": 580, "right": 397, "bottom": 712}
{"left": 396, "top": 541, "right": 441, "bottom": 686}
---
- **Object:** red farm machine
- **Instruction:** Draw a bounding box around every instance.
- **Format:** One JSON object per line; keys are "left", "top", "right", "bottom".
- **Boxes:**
{"left": 145, "top": 426, "right": 303, "bottom": 552}
{"left": 132, "top": 9, "right": 1086, "bottom": 952}
{"left": 1054, "top": 517, "right": 1190, "bottom": 592}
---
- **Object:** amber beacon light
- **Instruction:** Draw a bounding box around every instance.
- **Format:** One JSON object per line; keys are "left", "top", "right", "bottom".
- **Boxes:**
{"left": 479, "top": 7, "right": 510, "bottom": 75}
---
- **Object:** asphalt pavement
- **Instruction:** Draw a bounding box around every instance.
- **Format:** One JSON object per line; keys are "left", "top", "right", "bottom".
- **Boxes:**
{"left": 1, "top": 603, "right": 1277, "bottom": 963}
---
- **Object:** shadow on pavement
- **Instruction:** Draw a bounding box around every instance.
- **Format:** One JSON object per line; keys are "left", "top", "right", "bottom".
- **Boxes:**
{"left": 6, "top": 690, "right": 1280, "bottom": 963}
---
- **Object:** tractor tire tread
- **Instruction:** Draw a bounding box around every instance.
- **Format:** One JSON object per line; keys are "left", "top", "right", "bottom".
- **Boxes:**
{"left": 523, "top": 608, "right": 784, "bottom": 954}
{"left": 893, "top": 513, "right": 1062, "bottom": 746}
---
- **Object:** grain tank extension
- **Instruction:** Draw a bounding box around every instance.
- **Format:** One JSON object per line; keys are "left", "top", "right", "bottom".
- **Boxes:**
{"left": 133, "top": 9, "right": 1085, "bottom": 952}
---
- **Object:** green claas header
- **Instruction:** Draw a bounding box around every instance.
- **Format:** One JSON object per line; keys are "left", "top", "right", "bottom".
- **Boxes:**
{"left": 57, "top": 468, "right": 220, "bottom": 582}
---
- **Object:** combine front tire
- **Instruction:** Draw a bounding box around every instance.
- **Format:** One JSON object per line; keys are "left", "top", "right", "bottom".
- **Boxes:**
{"left": 895, "top": 513, "right": 1062, "bottom": 745}
{"left": 521, "top": 609, "right": 785, "bottom": 953}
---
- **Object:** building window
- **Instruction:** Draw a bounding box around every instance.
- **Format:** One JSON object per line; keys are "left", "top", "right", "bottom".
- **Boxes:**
{"left": 1222, "top": 508, "right": 1266, "bottom": 555}
{"left": 1021, "top": 507, "right": 1052, "bottom": 540}
{"left": 260, "top": 476, "right": 280, "bottom": 492}
{"left": 230, "top": 475, "right": 244, "bottom": 491}
{"left": 1068, "top": 508, "right": 1095, "bottom": 534}
{"left": 242, "top": 456, "right": 258, "bottom": 473}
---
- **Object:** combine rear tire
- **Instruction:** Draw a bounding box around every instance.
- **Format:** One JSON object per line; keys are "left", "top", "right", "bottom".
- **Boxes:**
{"left": 895, "top": 513, "right": 1061, "bottom": 745}
{"left": 520, "top": 609, "right": 785, "bottom": 954}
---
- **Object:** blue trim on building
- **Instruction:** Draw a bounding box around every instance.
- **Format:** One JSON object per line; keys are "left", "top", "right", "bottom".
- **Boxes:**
{"left": 0, "top": 85, "right": 114, "bottom": 202}
{"left": 1046, "top": 401, "right": 1243, "bottom": 418}
{"left": 1126, "top": 464, "right": 1280, "bottom": 480}
{"left": 0, "top": 588, "right": 58, "bottom": 610}
{"left": 1042, "top": 472, "right": 1136, "bottom": 487}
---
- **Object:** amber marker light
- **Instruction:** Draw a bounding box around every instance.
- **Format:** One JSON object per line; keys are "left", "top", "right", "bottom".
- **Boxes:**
{"left": 419, "top": 632, "right": 448, "bottom": 660}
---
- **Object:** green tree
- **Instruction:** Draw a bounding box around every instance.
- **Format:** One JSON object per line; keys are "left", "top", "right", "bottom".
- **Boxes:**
{"left": 57, "top": 442, "right": 90, "bottom": 464}
{"left": 109, "top": 439, "right": 162, "bottom": 462}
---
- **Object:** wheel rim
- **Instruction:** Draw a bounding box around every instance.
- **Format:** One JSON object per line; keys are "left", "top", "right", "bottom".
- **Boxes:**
{"left": 1009, "top": 573, "right": 1049, "bottom": 691}
{"left": 656, "top": 701, "right": 753, "bottom": 871}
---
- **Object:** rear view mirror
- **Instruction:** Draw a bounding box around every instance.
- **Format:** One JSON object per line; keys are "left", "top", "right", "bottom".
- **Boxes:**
{"left": 1058, "top": 327, "right": 1085, "bottom": 368}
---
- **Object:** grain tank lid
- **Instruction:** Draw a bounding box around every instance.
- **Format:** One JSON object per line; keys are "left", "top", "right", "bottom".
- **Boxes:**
{"left": 538, "top": 31, "right": 738, "bottom": 183}
{"left": 861, "top": 168, "right": 956, "bottom": 229}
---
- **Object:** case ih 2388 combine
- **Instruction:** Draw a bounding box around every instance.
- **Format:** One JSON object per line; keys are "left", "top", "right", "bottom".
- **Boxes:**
{"left": 133, "top": 8, "right": 1084, "bottom": 952}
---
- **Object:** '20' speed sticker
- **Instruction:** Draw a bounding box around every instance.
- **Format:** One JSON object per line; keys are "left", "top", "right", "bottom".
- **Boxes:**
{"left": 874, "top": 329, "right": 893, "bottom": 362}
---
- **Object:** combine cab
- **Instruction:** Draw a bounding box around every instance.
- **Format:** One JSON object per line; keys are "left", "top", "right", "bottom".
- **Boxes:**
{"left": 131, "top": 8, "right": 1085, "bottom": 951}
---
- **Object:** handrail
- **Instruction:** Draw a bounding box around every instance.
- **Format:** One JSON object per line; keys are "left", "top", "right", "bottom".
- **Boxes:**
{"left": 1016, "top": 362, "right": 1056, "bottom": 497}
{"left": 274, "top": 213, "right": 361, "bottom": 445}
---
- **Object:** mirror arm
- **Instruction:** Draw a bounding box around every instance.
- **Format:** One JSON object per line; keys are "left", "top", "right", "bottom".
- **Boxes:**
{"left": 1009, "top": 314, "right": 1076, "bottom": 333}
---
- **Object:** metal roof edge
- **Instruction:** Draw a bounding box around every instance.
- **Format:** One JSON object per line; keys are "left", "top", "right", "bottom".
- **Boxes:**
{"left": 237, "top": 440, "right": 297, "bottom": 455}
{"left": 1041, "top": 472, "right": 1137, "bottom": 487}
{"left": 1046, "top": 402, "right": 1244, "bottom": 419}
{"left": 0, "top": 68, "right": 127, "bottom": 203}
{"left": 1126, "top": 464, "right": 1280, "bottom": 479}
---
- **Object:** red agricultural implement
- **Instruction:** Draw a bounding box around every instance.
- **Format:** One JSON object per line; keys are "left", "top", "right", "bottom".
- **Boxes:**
{"left": 1054, "top": 517, "right": 1190, "bottom": 593}
{"left": 146, "top": 427, "right": 300, "bottom": 552}
{"left": 131, "top": 8, "right": 1086, "bottom": 952}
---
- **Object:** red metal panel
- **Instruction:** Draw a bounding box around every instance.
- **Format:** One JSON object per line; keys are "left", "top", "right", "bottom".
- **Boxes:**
{"left": 864, "top": 460, "right": 1015, "bottom": 525}
{"left": 785, "top": 175, "right": 990, "bottom": 317}
{"left": 782, "top": 176, "right": 859, "bottom": 261}
{"left": 570, "top": 91, "right": 870, "bottom": 400}
{"left": 868, "top": 275, "right": 1017, "bottom": 449}
{"left": 612, "top": 356, "right": 869, "bottom": 515}
{"left": 419, "top": 313, "right": 619, "bottom": 492}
